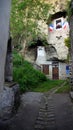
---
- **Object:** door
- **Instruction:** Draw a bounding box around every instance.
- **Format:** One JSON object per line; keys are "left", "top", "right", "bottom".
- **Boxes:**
{"left": 52, "top": 66, "right": 59, "bottom": 79}
{"left": 42, "top": 65, "right": 49, "bottom": 75}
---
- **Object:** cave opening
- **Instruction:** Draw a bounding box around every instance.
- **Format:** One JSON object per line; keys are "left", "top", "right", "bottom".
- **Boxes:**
{"left": 51, "top": 11, "right": 67, "bottom": 21}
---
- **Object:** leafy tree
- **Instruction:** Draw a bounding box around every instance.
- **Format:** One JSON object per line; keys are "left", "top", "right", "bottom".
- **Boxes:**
{"left": 10, "top": 0, "right": 51, "bottom": 50}
{"left": 13, "top": 50, "right": 47, "bottom": 92}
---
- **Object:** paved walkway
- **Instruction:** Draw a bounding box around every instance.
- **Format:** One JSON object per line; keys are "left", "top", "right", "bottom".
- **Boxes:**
{"left": 1, "top": 88, "right": 73, "bottom": 130}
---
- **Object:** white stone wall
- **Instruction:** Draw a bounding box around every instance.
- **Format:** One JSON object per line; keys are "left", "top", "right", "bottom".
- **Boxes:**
{"left": 45, "top": 61, "right": 52, "bottom": 79}
{"left": 59, "top": 62, "right": 66, "bottom": 79}
{"left": 48, "top": 63, "right": 52, "bottom": 79}
{"left": 36, "top": 46, "right": 46, "bottom": 65}
{"left": 48, "top": 17, "right": 69, "bottom": 60}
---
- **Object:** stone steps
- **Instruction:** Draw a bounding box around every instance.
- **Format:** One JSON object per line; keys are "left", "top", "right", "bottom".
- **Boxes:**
{"left": 34, "top": 94, "right": 56, "bottom": 130}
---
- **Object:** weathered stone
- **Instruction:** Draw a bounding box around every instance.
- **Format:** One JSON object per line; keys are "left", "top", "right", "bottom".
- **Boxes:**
{"left": 46, "top": 45, "right": 58, "bottom": 60}
{"left": 12, "top": 84, "right": 20, "bottom": 112}
{"left": 48, "top": 21, "right": 69, "bottom": 60}
{"left": 0, "top": 0, "right": 20, "bottom": 122}
{"left": 0, "top": 84, "right": 20, "bottom": 121}
{"left": 0, "top": 0, "right": 11, "bottom": 92}
{"left": 0, "top": 87, "right": 14, "bottom": 120}
{"left": 46, "top": 0, "right": 70, "bottom": 14}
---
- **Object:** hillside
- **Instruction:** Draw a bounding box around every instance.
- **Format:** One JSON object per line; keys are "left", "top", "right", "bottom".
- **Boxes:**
{"left": 11, "top": 0, "right": 70, "bottom": 63}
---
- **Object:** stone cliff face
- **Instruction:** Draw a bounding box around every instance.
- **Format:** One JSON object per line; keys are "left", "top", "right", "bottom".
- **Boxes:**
{"left": 48, "top": 15, "right": 69, "bottom": 60}
{"left": 38, "top": 0, "right": 70, "bottom": 61}
{"left": 48, "top": 0, "right": 68, "bottom": 12}
{"left": 45, "top": 0, "right": 70, "bottom": 13}
{"left": 25, "top": 0, "right": 70, "bottom": 63}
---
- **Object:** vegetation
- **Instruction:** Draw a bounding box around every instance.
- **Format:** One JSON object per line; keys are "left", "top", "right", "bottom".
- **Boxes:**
{"left": 13, "top": 51, "right": 64, "bottom": 93}
{"left": 10, "top": 0, "right": 51, "bottom": 48}
{"left": 31, "top": 80, "right": 64, "bottom": 92}
{"left": 64, "top": 37, "right": 71, "bottom": 49}
{"left": 64, "top": 37, "right": 71, "bottom": 62}
{"left": 13, "top": 50, "right": 47, "bottom": 93}
{"left": 56, "top": 80, "right": 70, "bottom": 93}
{"left": 66, "top": 0, "right": 73, "bottom": 21}
{"left": 11, "top": 0, "right": 70, "bottom": 93}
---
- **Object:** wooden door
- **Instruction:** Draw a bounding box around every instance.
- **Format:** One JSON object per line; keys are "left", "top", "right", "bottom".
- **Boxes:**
{"left": 43, "top": 65, "right": 49, "bottom": 75}
{"left": 52, "top": 66, "right": 59, "bottom": 79}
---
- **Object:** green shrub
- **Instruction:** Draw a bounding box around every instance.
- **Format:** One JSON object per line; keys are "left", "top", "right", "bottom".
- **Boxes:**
{"left": 56, "top": 80, "right": 70, "bottom": 93}
{"left": 13, "top": 50, "right": 47, "bottom": 93}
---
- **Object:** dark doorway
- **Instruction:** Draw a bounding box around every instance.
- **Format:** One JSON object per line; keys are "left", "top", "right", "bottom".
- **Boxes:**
{"left": 52, "top": 66, "right": 59, "bottom": 79}
{"left": 52, "top": 61, "right": 59, "bottom": 79}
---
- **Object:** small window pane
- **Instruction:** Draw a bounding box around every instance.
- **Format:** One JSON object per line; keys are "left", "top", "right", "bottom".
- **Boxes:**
{"left": 56, "top": 19, "right": 62, "bottom": 29}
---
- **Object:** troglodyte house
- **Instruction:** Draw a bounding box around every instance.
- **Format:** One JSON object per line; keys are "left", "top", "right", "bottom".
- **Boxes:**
{"left": 36, "top": 11, "right": 69, "bottom": 79}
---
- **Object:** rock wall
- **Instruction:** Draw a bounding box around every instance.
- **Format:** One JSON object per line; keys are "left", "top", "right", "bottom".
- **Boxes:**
{"left": 46, "top": 0, "right": 70, "bottom": 13}
{"left": 37, "top": 0, "right": 70, "bottom": 61}
{"left": 24, "top": 0, "right": 70, "bottom": 62}
{"left": 48, "top": 17, "right": 69, "bottom": 60}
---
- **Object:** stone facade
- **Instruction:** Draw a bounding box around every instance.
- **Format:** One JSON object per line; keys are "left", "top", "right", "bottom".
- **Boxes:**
{"left": 0, "top": 84, "right": 20, "bottom": 121}
{"left": 48, "top": 16, "right": 69, "bottom": 60}
{"left": 36, "top": 46, "right": 46, "bottom": 65}
{"left": 35, "top": 46, "right": 68, "bottom": 80}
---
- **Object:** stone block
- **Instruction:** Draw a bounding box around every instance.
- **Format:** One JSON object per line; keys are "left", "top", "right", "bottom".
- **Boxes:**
{"left": 0, "top": 84, "right": 20, "bottom": 121}
{"left": 0, "top": 87, "right": 14, "bottom": 121}
{"left": 12, "top": 84, "right": 20, "bottom": 112}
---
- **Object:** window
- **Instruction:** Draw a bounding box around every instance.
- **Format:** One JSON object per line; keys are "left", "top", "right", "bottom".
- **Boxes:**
{"left": 56, "top": 19, "right": 62, "bottom": 29}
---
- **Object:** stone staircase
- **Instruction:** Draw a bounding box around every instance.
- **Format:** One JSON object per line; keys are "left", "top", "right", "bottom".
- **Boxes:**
{"left": 34, "top": 91, "right": 57, "bottom": 130}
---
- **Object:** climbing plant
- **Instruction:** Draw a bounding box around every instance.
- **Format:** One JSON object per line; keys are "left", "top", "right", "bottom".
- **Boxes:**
{"left": 64, "top": 37, "right": 71, "bottom": 49}
{"left": 64, "top": 37, "right": 71, "bottom": 62}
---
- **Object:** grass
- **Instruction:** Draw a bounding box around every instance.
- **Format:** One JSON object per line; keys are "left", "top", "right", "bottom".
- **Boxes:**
{"left": 56, "top": 80, "right": 70, "bottom": 93}
{"left": 31, "top": 80, "right": 64, "bottom": 92}
{"left": 13, "top": 50, "right": 69, "bottom": 93}
{"left": 13, "top": 50, "right": 47, "bottom": 93}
